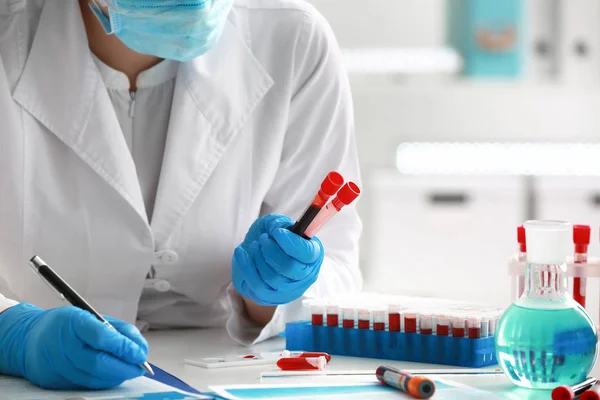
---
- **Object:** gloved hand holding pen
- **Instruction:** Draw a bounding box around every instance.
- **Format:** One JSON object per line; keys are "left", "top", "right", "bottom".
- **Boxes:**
{"left": 0, "top": 303, "right": 148, "bottom": 389}
{"left": 232, "top": 214, "right": 324, "bottom": 306}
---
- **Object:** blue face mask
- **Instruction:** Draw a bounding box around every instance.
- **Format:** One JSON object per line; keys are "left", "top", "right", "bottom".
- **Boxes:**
{"left": 89, "top": 0, "right": 234, "bottom": 62}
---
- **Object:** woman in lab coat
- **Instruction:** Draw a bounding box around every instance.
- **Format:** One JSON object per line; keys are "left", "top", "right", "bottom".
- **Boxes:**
{"left": 0, "top": 0, "right": 361, "bottom": 391}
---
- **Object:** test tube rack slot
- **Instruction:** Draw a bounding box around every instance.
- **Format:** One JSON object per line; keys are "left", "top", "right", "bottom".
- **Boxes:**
{"left": 284, "top": 321, "right": 497, "bottom": 368}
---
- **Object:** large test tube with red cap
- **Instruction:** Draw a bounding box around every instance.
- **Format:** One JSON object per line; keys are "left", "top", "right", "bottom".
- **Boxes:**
{"left": 573, "top": 225, "right": 590, "bottom": 308}
{"left": 289, "top": 172, "right": 344, "bottom": 237}
{"left": 517, "top": 225, "right": 527, "bottom": 298}
{"left": 303, "top": 182, "right": 360, "bottom": 238}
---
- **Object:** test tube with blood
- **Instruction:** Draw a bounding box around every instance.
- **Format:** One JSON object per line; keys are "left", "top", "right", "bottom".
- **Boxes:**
{"left": 342, "top": 307, "right": 356, "bottom": 329}
{"left": 277, "top": 356, "right": 327, "bottom": 371}
{"left": 452, "top": 315, "right": 466, "bottom": 338}
{"left": 467, "top": 317, "right": 482, "bottom": 339}
{"left": 573, "top": 225, "right": 591, "bottom": 308}
{"left": 303, "top": 182, "right": 361, "bottom": 238}
{"left": 357, "top": 309, "right": 371, "bottom": 330}
{"left": 435, "top": 314, "right": 450, "bottom": 336}
{"left": 326, "top": 305, "right": 339, "bottom": 327}
{"left": 419, "top": 313, "right": 433, "bottom": 335}
{"left": 289, "top": 172, "right": 344, "bottom": 237}
{"left": 388, "top": 305, "right": 402, "bottom": 332}
{"left": 404, "top": 310, "right": 417, "bottom": 334}
{"left": 311, "top": 302, "right": 324, "bottom": 326}
{"left": 373, "top": 308, "right": 386, "bottom": 331}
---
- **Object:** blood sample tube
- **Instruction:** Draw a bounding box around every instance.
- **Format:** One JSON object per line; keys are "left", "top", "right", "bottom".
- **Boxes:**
{"left": 376, "top": 366, "right": 436, "bottom": 399}
{"left": 373, "top": 308, "right": 386, "bottom": 331}
{"left": 481, "top": 316, "right": 490, "bottom": 338}
{"left": 388, "top": 305, "right": 401, "bottom": 332}
{"left": 357, "top": 309, "right": 371, "bottom": 330}
{"left": 452, "top": 315, "right": 466, "bottom": 338}
{"left": 311, "top": 302, "right": 324, "bottom": 326}
{"left": 277, "top": 356, "right": 327, "bottom": 371}
{"left": 326, "top": 305, "right": 339, "bottom": 327}
{"left": 342, "top": 307, "right": 355, "bottom": 329}
{"left": 517, "top": 225, "right": 527, "bottom": 298}
{"left": 404, "top": 310, "right": 417, "bottom": 334}
{"left": 303, "top": 182, "right": 360, "bottom": 238}
{"left": 419, "top": 313, "right": 433, "bottom": 335}
{"left": 581, "top": 383, "right": 600, "bottom": 400}
{"left": 573, "top": 225, "right": 590, "bottom": 308}
{"left": 435, "top": 314, "right": 450, "bottom": 336}
{"left": 289, "top": 172, "right": 344, "bottom": 237}
{"left": 467, "top": 317, "right": 482, "bottom": 339}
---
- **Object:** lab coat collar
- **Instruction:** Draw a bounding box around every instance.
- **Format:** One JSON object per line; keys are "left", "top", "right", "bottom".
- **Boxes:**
{"left": 151, "top": 9, "right": 274, "bottom": 244}
{"left": 12, "top": 0, "right": 148, "bottom": 223}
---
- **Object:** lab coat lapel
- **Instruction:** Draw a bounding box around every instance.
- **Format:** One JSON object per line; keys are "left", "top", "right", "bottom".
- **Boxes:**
{"left": 12, "top": 1, "right": 147, "bottom": 224}
{"left": 151, "top": 16, "right": 274, "bottom": 245}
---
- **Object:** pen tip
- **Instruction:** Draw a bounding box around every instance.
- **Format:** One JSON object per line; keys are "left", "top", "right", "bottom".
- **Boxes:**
{"left": 144, "top": 362, "right": 155, "bottom": 375}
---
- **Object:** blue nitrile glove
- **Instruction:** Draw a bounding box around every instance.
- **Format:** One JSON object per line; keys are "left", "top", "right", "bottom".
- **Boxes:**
{"left": 0, "top": 303, "right": 148, "bottom": 390}
{"left": 232, "top": 214, "right": 325, "bottom": 306}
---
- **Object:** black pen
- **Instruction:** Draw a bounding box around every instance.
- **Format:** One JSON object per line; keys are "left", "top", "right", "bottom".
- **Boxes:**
{"left": 29, "top": 255, "right": 154, "bottom": 376}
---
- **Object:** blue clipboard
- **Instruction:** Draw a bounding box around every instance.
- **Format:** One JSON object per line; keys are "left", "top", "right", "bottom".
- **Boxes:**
{"left": 145, "top": 363, "right": 225, "bottom": 399}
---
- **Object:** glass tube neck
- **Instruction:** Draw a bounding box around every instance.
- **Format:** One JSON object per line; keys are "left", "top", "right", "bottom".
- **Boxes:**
{"left": 519, "top": 261, "right": 572, "bottom": 306}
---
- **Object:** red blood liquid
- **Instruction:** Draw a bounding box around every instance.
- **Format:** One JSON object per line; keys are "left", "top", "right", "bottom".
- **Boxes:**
{"left": 312, "top": 314, "right": 323, "bottom": 326}
{"left": 343, "top": 319, "right": 355, "bottom": 328}
{"left": 404, "top": 317, "right": 417, "bottom": 333}
{"left": 326, "top": 314, "right": 338, "bottom": 327}
{"left": 452, "top": 327, "right": 465, "bottom": 337}
{"left": 420, "top": 328, "right": 433, "bottom": 335}
{"left": 437, "top": 325, "right": 449, "bottom": 336}
{"left": 358, "top": 320, "right": 370, "bottom": 329}
{"left": 277, "top": 357, "right": 324, "bottom": 371}
{"left": 373, "top": 322, "right": 385, "bottom": 331}
{"left": 389, "top": 313, "right": 401, "bottom": 332}
{"left": 468, "top": 327, "right": 481, "bottom": 339}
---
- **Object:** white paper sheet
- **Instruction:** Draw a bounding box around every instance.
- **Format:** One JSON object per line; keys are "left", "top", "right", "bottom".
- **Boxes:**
{"left": 0, "top": 375, "right": 209, "bottom": 400}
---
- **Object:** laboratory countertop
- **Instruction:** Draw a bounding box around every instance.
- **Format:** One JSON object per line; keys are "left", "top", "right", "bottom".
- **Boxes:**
{"left": 146, "top": 329, "right": 599, "bottom": 400}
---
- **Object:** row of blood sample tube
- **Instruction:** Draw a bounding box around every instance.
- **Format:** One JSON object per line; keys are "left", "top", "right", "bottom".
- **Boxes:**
{"left": 310, "top": 303, "right": 503, "bottom": 339}
{"left": 516, "top": 224, "right": 591, "bottom": 308}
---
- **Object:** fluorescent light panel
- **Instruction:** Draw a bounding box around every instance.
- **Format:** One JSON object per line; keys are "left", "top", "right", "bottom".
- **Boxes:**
{"left": 397, "top": 142, "right": 600, "bottom": 176}
{"left": 342, "top": 47, "right": 462, "bottom": 75}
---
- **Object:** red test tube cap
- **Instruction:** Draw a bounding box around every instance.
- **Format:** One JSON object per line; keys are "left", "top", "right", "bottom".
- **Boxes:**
{"left": 574, "top": 225, "right": 591, "bottom": 245}
{"left": 552, "top": 385, "right": 574, "bottom": 400}
{"left": 321, "top": 172, "right": 344, "bottom": 196}
{"left": 337, "top": 182, "right": 360, "bottom": 205}
{"left": 517, "top": 225, "right": 526, "bottom": 247}
{"left": 581, "top": 389, "right": 600, "bottom": 400}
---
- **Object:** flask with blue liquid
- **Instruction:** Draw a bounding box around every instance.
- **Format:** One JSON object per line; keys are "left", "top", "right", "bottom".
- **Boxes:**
{"left": 495, "top": 221, "right": 598, "bottom": 389}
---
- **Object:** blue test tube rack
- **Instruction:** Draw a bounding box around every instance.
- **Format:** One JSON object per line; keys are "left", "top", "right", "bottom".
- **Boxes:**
{"left": 284, "top": 321, "right": 497, "bottom": 368}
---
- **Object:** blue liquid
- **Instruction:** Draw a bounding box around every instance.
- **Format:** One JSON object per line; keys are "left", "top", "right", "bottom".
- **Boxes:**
{"left": 495, "top": 304, "right": 598, "bottom": 389}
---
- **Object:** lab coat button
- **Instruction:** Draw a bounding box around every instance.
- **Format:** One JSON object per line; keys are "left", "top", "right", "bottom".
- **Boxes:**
{"left": 154, "top": 280, "right": 171, "bottom": 292}
{"left": 157, "top": 250, "right": 179, "bottom": 265}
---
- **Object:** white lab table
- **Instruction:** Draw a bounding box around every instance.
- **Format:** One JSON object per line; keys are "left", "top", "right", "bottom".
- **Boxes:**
{"left": 146, "top": 328, "right": 600, "bottom": 399}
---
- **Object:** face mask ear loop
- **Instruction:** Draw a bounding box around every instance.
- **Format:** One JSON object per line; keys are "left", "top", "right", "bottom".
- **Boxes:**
{"left": 88, "top": 0, "right": 119, "bottom": 35}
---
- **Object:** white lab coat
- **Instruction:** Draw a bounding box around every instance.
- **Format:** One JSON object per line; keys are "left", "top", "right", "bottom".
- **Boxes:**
{"left": 0, "top": 0, "right": 362, "bottom": 343}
